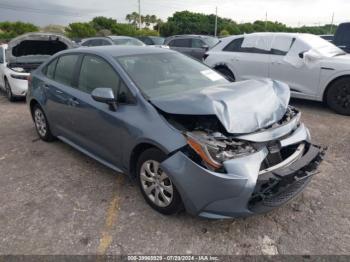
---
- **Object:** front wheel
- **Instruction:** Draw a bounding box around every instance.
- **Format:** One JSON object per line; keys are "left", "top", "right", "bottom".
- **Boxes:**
{"left": 326, "top": 77, "right": 350, "bottom": 115}
{"left": 137, "top": 148, "right": 183, "bottom": 215}
{"left": 5, "top": 79, "right": 15, "bottom": 102}
{"left": 32, "top": 105, "right": 55, "bottom": 142}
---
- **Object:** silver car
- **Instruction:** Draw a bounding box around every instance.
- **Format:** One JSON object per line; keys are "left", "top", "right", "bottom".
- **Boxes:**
{"left": 27, "top": 46, "right": 325, "bottom": 218}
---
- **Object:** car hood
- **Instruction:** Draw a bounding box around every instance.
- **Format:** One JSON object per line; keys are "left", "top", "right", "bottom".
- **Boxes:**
{"left": 151, "top": 79, "right": 290, "bottom": 134}
{"left": 6, "top": 32, "right": 74, "bottom": 64}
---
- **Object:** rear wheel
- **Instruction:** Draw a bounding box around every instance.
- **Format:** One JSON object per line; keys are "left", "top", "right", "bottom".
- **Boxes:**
{"left": 326, "top": 77, "right": 350, "bottom": 115}
{"left": 137, "top": 148, "right": 183, "bottom": 215}
{"left": 5, "top": 79, "right": 15, "bottom": 102}
{"left": 215, "top": 66, "right": 235, "bottom": 82}
{"left": 32, "top": 105, "right": 55, "bottom": 142}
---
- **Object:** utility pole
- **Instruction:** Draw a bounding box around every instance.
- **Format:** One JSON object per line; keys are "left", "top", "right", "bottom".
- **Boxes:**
{"left": 330, "top": 12, "right": 335, "bottom": 34}
{"left": 265, "top": 11, "right": 268, "bottom": 31}
{"left": 138, "top": 0, "right": 142, "bottom": 30}
{"left": 214, "top": 6, "right": 218, "bottom": 37}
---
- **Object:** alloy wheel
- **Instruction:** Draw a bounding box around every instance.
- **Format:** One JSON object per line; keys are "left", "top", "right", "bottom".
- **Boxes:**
{"left": 140, "top": 160, "right": 174, "bottom": 208}
{"left": 34, "top": 109, "right": 47, "bottom": 137}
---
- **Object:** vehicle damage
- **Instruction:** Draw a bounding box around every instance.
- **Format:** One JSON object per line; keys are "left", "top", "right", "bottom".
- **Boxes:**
{"left": 155, "top": 79, "right": 326, "bottom": 217}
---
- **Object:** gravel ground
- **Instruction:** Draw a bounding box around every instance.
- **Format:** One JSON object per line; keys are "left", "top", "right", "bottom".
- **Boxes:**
{"left": 0, "top": 94, "right": 349, "bottom": 255}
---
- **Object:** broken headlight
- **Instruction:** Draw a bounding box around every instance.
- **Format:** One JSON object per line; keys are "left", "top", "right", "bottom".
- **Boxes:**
{"left": 185, "top": 131, "right": 256, "bottom": 170}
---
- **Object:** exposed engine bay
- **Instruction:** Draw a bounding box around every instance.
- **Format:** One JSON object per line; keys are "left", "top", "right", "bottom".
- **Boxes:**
{"left": 161, "top": 105, "right": 300, "bottom": 171}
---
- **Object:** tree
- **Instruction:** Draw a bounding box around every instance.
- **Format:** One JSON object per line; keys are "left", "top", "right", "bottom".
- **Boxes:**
{"left": 0, "top": 21, "right": 38, "bottom": 40}
{"left": 65, "top": 22, "right": 96, "bottom": 38}
{"left": 91, "top": 16, "right": 117, "bottom": 31}
{"left": 126, "top": 12, "right": 140, "bottom": 27}
{"left": 219, "top": 29, "right": 230, "bottom": 37}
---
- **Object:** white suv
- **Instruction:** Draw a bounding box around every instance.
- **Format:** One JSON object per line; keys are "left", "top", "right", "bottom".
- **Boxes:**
{"left": 204, "top": 33, "right": 350, "bottom": 115}
{"left": 0, "top": 44, "right": 29, "bottom": 101}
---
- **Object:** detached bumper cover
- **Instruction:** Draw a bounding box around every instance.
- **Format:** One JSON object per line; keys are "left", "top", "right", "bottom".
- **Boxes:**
{"left": 161, "top": 144, "right": 325, "bottom": 219}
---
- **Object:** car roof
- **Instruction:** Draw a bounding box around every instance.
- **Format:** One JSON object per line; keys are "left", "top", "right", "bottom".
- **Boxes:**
{"left": 108, "top": 35, "right": 138, "bottom": 40}
{"left": 221, "top": 32, "right": 316, "bottom": 41}
{"left": 65, "top": 45, "right": 175, "bottom": 57}
{"left": 167, "top": 34, "right": 214, "bottom": 39}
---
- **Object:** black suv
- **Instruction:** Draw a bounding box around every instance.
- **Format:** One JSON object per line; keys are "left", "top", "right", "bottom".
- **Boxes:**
{"left": 164, "top": 35, "right": 219, "bottom": 60}
{"left": 334, "top": 23, "right": 350, "bottom": 53}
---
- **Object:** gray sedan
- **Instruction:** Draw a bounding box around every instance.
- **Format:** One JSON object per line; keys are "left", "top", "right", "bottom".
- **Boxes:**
{"left": 27, "top": 46, "right": 325, "bottom": 218}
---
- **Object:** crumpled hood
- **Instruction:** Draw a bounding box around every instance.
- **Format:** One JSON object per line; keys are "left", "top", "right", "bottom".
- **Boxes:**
{"left": 151, "top": 79, "right": 290, "bottom": 134}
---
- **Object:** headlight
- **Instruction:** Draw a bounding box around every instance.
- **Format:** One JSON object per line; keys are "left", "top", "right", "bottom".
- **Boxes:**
{"left": 185, "top": 131, "right": 256, "bottom": 170}
{"left": 10, "top": 74, "right": 28, "bottom": 80}
{"left": 10, "top": 67, "right": 25, "bottom": 73}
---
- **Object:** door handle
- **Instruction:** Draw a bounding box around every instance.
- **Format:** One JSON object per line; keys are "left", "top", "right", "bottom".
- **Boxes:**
{"left": 231, "top": 58, "right": 239, "bottom": 62}
{"left": 55, "top": 89, "right": 63, "bottom": 94}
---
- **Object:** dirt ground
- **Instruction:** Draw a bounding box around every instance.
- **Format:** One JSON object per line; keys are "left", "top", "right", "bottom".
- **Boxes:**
{"left": 0, "top": 93, "right": 349, "bottom": 255}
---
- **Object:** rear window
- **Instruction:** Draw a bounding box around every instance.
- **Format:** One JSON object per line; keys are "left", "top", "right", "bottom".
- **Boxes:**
{"left": 54, "top": 55, "right": 79, "bottom": 86}
{"left": 45, "top": 58, "right": 58, "bottom": 79}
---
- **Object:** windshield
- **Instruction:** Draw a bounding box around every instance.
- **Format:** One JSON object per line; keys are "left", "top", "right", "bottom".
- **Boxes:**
{"left": 116, "top": 53, "right": 228, "bottom": 98}
{"left": 150, "top": 37, "right": 165, "bottom": 45}
{"left": 112, "top": 38, "right": 145, "bottom": 46}
{"left": 203, "top": 36, "right": 219, "bottom": 47}
{"left": 301, "top": 34, "right": 345, "bottom": 57}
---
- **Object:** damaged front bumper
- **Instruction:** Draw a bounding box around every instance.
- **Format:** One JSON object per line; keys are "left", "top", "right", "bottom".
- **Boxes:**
{"left": 160, "top": 115, "right": 326, "bottom": 219}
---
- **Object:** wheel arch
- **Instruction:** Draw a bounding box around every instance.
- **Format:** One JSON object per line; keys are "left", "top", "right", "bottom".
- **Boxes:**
{"left": 29, "top": 99, "right": 41, "bottom": 119}
{"left": 129, "top": 142, "right": 166, "bottom": 178}
{"left": 323, "top": 74, "right": 350, "bottom": 103}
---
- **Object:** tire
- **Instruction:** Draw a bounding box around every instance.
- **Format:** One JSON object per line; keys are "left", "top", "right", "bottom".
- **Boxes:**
{"left": 326, "top": 77, "right": 350, "bottom": 115}
{"left": 5, "top": 79, "right": 15, "bottom": 102}
{"left": 136, "top": 148, "right": 183, "bottom": 215}
{"left": 32, "top": 105, "right": 55, "bottom": 142}
{"left": 215, "top": 66, "right": 235, "bottom": 82}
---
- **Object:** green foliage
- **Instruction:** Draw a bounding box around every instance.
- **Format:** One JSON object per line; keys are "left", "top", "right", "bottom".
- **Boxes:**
{"left": 0, "top": 21, "right": 38, "bottom": 40}
{"left": 91, "top": 17, "right": 117, "bottom": 31}
{"left": 160, "top": 11, "right": 337, "bottom": 36}
{"left": 40, "top": 24, "right": 66, "bottom": 34}
{"left": 65, "top": 22, "right": 96, "bottom": 38}
{"left": 219, "top": 29, "right": 230, "bottom": 37}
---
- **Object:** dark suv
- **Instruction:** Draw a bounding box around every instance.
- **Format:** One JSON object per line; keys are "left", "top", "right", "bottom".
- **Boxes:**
{"left": 164, "top": 35, "right": 219, "bottom": 60}
{"left": 333, "top": 22, "right": 350, "bottom": 53}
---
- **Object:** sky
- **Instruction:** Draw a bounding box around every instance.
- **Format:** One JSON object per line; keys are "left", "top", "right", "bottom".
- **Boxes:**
{"left": 0, "top": 0, "right": 349, "bottom": 27}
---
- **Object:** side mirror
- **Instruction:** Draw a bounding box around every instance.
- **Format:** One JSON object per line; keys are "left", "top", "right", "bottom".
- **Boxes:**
{"left": 202, "top": 44, "right": 209, "bottom": 51}
{"left": 91, "top": 87, "right": 117, "bottom": 111}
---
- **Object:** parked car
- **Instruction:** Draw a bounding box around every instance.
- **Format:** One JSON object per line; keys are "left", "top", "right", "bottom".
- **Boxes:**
{"left": 319, "top": 34, "right": 334, "bottom": 43}
{"left": 0, "top": 33, "right": 73, "bottom": 101}
{"left": 333, "top": 22, "right": 350, "bottom": 53}
{"left": 27, "top": 46, "right": 325, "bottom": 218}
{"left": 80, "top": 36, "right": 145, "bottom": 47}
{"left": 137, "top": 36, "right": 165, "bottom": 45}
{"left": 204, "top": 32, "right": 350, "bottom": 115}
{"left": 164, "top": 35, "right": 219, "bottom": 60}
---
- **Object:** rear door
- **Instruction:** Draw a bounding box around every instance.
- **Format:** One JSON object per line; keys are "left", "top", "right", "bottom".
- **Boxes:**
{"left": 223, "top": 36, "right": 270, "bottom": 81}
{"left": 43, "top": 54, "right": 81, "bottom": 140}
{"left": 191, "top": 38, "right": 207, "bottom": 60}
{"left": 168, "top": 38, "right": 192, "bottom": 57}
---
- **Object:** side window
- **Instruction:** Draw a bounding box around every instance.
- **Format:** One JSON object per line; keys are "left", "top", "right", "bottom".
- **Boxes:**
{"left": 271, "top": 36, "right": 295, "bottom": 56}
{"left": 171, "top": 38, "right": 191, "bottom": 47}
{"left": 223, "top": 38, "right": 243, "bottom": 52}
{"left": 54, "top": 55, "right": 79, "bottom": 86}
{"left": 240, "top": 35, "right": 271, "bottom": 54}
{"left": 100, "top": 40, "right": 112, "bottom": 46}
{"left": 81, "top": 40, "right": 91, "bottom": 47}
{"left": 78, "top": 55, "right": 120, "bottom": 94}
{"left": 192, "top": 39, "right": 205, "bottom": 48}
{"left": 45, "top": 58, "right": 58, "bottom": 79}
{"left": 0, "top": 47, "right": 3, "bottom": 63}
